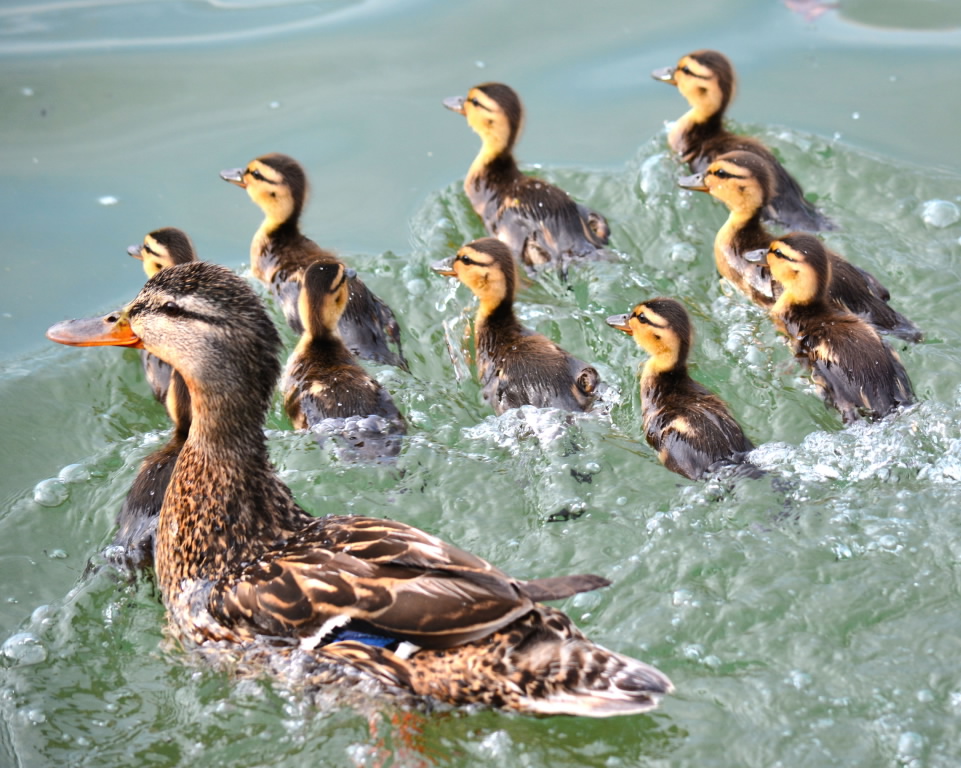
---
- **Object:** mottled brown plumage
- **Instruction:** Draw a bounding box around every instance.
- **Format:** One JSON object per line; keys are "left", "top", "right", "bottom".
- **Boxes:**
{"left": 653, "top": 49, "right": 834, "bottom": 231}
{"left": 607, "top": 298, "right": 758, "bottom": 480}
{"left": 46, "top": 261, "right": 671, "bottom": 716}
{"left": 282, "top": 261, "right": 406, "bottom": 460}
{"left": 220, "top": 153, "right": 407, "bottom": 369}
{"left": 680, "top": 151, "right": 921, "bottom": 342}
{"left": 444, "top": 83, "right": 610, "bottom": 270}
{"left": 433, "top": 238, "right": 600, "bottom": 415}
{"left": 764, "top": 234, "right": 915, "bottom": 423}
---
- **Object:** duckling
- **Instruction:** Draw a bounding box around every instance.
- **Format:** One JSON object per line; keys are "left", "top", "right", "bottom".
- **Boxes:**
{"left": 46, "top": 261, "right": 672, "bottom": 716}
{"left": 220, "top": 153, "right": 407, "bottom": 370}
{"left": 653, "top": 49, "right": 834, "bottom": 231}
{"left": 607, "top": 298, "right": 759, "bottom": 480}
{"left": 128, "top": 227, "right": 198, "bottom": 404}
{"left": 282, "top": 261, "right": 406, "bottom": 460}
{"left": 758, "top": 234, "right": 915, "bottom": 423}
{"left": 432, "top": 238, "right": 600, "bottom": 415}
{"left": 680, "top": 150, "right": 922, "bottom": 343}
{"left": 443, "top": 82, "right": 610, "bottom": 270}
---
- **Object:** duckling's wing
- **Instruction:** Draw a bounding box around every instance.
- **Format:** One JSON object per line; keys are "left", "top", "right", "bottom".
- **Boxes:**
{"left": 828, "top": 256, "right": 922, "bottom": 343}
{"left": 339, "top": 276, "right": 408, "bottom": 370}
{"left": 209, "top": 515, "right": 606, "bottom": 650}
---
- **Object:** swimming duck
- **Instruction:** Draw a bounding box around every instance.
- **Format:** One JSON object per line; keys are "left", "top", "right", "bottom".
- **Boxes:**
{"left": 679, "top": 150, "right": 922, "bottom": 343}
{"left": 128, "top": 227, "right": 198, "bottom": 404}
{"left": 432, "top": 238, "right": 600, "bottom": 415}
{"left": 607, "top": 298, "right": 759, "bottom": 480}
{"left": 443, "top": 82, "right": 610, "bottom": 270}
{"left": 46, "top": 261, "right": 672, "bottom": 716}
{"left": 283, "top": 261, "right": 406, "bottom": 460}
{"left": 652, "top": 49, "right": 834, "bottom": 232}
{"left": 220, "top": 153, "right": 407, "bottom": 370}
{"left": 756, "top": 234, "right": 915, "bottom": 423}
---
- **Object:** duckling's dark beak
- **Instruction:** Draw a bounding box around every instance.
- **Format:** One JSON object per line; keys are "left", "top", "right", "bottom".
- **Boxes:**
{"left": 431, "top": 258, "right": 457, "bottom": 277}
{"left": 46, "top": 311, "right": 143, "bottom": 349}
{"left": 442, "top": 95, "right": 466, "bottom": 115}
{"left": 345, "top": 267, "right": 357, "bottom": 280}
{"left": 220, "top": 168, "right": 247, "bottom": 188}
{"left": 743, "top": 248, "right": 769, "bottom": 264}
{"left": 606, "top": 314, "right": 633, "bottom": 335}
{"left": 678, "top": 173, "right": 707, "bottom": 192}
{"left": 127, "top": 243, "right": 144, "bottom": 260}
{"left": 651, "top": 66, "right": 677, "bottom": 85}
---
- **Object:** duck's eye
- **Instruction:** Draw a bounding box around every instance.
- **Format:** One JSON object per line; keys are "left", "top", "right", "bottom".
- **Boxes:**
{"left": 712, "top": 168, "right": 731, "bottom": 179}
{"left": 680, "top": 65, "right": 693, "bottom": 75}
{"left": 634, "top": 312, "right": 651, "bottom": 325}
{"left": 248, "top": 168, "right": 265, "bottom": 181}
{"left": 159, "top": 300, "right": 186, "bottom": 317}
{"left": 469, "top": 97, "right": 481, "bottom": 107}
{"left": 456, "top": 254, "right": 475, "bottom": 266}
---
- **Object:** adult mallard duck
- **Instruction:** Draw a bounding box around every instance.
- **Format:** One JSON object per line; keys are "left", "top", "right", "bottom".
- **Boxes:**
{"left": 679, "top": 150, "right": 921, "bottom": 343}
{"left": 652, "top": 49, "right": 834, "bottom": 232}
{"left": 128, "top": 227, "right": 198, "bottom": 404}
{"left": 443, "top": 82, "right": 610, "bottom": 271}
{"left": 607, "top": 298, "right": 759, "bottom": 480}
{"left": 433, "top": 238, "right": 600, "bottom": 415}
{"left": 46, "top": 261, "right": 671, "bottom": 716}
{"left": 753, "top": 234, "right": 915, "bottom": 423}
{"left": 220, "top": 152, "right": 407, "bottom": 370}
{"left": 283, "top": 261, "right": 406, "bottom": 460}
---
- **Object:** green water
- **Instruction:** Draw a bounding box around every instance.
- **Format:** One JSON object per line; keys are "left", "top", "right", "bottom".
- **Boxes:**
{"left": 3, "top": 0, "right": 961, "bottom": 765}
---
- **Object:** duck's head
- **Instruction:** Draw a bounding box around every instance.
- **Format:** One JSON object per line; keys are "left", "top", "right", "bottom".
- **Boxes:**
{"left": 128, "top": 227, "right": 197, "bottom": 278}
{"left": 220, "top": 153, "right": 308, "bottom": 224}
{"left": 47, "top": 262, "right": 282, "bottom": 411}
{"left": 298, "top": 260, "right": 351, "bottom": 338}
{"left": 652, "top": 50, "right": 735, "bottom": 120}
{"left": 443, "top": 82, "right": 525, "bottom": 156}
{"left": 607, "top": 297, "right": 691, "bottom": 372}
{"left": 765, "top": 233, "right": 830, "bottom": 305}
{"left": 432, "top": 237, "right": 516, "bottom": 312}
{"left": 679, "top": 150, "right": 774, "bottom": 216}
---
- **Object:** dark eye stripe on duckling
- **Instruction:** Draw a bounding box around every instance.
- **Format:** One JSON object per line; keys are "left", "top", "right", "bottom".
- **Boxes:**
{"left": 632, "top": 310, "right": 665, "bottom": 328}
{"left": 768, "top": 247, "right": 797, "bottom": 263}
{"left": 246, "top": 168, "right": 273, "bottom": 183}
{"left": 679, "top": 65, "right": 711, "bottom": 80}
{"left": 707, "top": 167, "right": 745, "bottom": 180}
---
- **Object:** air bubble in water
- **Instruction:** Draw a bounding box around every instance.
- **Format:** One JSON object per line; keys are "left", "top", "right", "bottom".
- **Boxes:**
{"left": 921, "top": 199, "right": 959, "bottom": 228}
{"left": 33, "top": 478, "right": 67, "bottom": 507}
{"left": 1, "top": 632, "right": 47, "bottom": 667}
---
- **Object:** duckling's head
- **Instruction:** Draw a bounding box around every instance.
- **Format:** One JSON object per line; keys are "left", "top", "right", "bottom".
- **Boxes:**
{"left": 444, "top": 82, "right": 525, "bottom": 156}
{"left": 48, "top": 263, "right": 282, "bottom": 412}
{"left": 127, "top": 227, "right": 197, "bottom": 278}
{"left": 653, "top": 50, "right": 735, "bottom": 120}
{"left": 220, "top": 152, "right": 308, "bottom": 225}
{"left": 766, "top": 234, "right": 831, "bottom": 305}
{"left": 682, "top": 150, "right": 775, "bottom": 216}
{"left": 298, "top": 260, "right": 350, "bottom": 339}
{"left": 607, "top": 297, "right": 691, "bottom": 373}
{"left": 432, "top": 237, "right": 516, "bottom": 313}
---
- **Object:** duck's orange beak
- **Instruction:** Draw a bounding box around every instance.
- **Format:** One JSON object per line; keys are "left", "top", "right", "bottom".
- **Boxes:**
{"left": 220, "top": 167, "right": 247, "bottom": 188}
{"left": 605, "top": 313, "right": 633, "bottom": 335}
{"left": 127, "top": 243, "right": 144, "bottom": 261}
{"left": 46, "top": 311, "right": 143, "bottom": 349}
{"left": 431, "top": 258, "right": 457, "bottom": 277}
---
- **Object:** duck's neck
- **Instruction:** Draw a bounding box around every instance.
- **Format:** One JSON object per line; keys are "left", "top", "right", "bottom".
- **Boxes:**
{"left": 466, "top": 147, "right": 520, "bottom": 190}
{"left": 475, "top": 298, "right": 522, "bottom": 356}
{"left": 251, "top": 213, "right": 301, "bottom": 277}
{"left": 154, "top": 383, "right": 304, "bottom": 599}
{"left": 668, "top": 109, "right": 723, "bottom": 157}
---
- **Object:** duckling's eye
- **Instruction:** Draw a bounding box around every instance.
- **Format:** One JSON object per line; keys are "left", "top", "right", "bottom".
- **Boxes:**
{"left": 680, "top": 66, "right": 693, "bottom": 75}
{"left": 712, "top": 168, "right": 731, "bottom": 179}
{"left": 457, "top": 254, "right": 475, "bottom": 266}
{"left": 469, "top": 97, "right": 481, "bottom": 107}
{"left": 248, "top": 168, "right": 265, "bottom": 181}
{"left": 634, "top": 312, "right": 651, "bottom": 325}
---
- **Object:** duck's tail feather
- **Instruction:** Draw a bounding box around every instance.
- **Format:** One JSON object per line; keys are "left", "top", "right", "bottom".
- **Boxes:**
{"left": 519, "top": 574, "right": 611, "bottom": 602}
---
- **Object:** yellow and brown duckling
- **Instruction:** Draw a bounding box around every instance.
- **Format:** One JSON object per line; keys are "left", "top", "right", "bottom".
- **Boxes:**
{"left": 433, "top": 238, "right": 600, "bottom": 415}
{"left": 282, "top": 261, "right": 406, "bottom": 460}
{"left": 756, "top": 234, "right": 915, "bottom": 423}
{"left": 607, "top": 298, "right": 759, "bottom": 480}
{"left": 220, "top": 152, "right": 407, "bottom": 370}
{"left": 680, "top": 150, "right": 922, "bottom": 343}
{"left": 443, "top": 82, "right": 610, "bottom": 270}
{"left": 653, "top": 49, "right": 834, "bottom": 232}
{"left": 46, "top": 261, "right": 672, "bottom": 716}
{"left": 128, "top": 227, "right": 198, "bottom": 404}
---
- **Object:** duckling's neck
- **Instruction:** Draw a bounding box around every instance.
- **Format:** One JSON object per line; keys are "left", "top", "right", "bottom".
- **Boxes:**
{"left": 475, "top": 297, "right": 522, "bottom": 351}
{"left": 640, "top": 347, "right": 683, "bottom": 381}
{"left": 467, "top": 148, "right": 520, "bottom": 192}
{"left": 668, "top": 110, "right": 724, "bottom": 157}
{"left": 251, "top": 214, "right": 302, "bottom": 274}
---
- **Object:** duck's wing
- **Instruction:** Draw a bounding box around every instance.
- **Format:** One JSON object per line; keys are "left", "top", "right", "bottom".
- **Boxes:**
{"left": 209, "top": 515, "right": 607, "bottom": 650}
{"left": 338, "top": 276, "right": 408, "bottom": 371}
